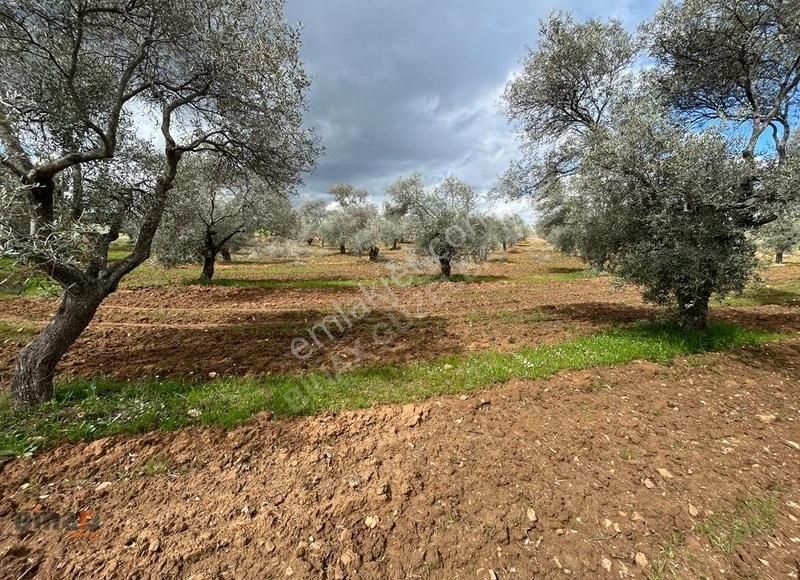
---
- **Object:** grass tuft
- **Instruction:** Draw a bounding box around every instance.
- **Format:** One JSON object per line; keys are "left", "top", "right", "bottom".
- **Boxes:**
{"left": 697, "top": 497, "right": 776, "bottom": 553}
{"left": 0, "top": 322, "right": 780, "bottom": 457}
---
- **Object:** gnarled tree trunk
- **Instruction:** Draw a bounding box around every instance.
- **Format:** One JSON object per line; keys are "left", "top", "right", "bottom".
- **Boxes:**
{"left": 776, "top": 251, "right": 784, "bottom": 264}
{"left": 368, "top": 246, "right": 379, "bottom": 261}
{"left": 10, "top": 287, "right": 105, "bottom": 409}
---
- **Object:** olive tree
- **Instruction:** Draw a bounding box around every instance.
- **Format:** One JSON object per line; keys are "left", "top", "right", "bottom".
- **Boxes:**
{"left": 579, "top": 99, "right": 759, "bottom": 328}
{"left": 646, "top": 0, "right": 800, "bottom": 168}
{"left": 0, "top": 0, "right": 319, "bottom": 408}
{"left": 319, "top": 184, "right": 377, "bottom": 254}
{"left": 296, "top": 199, "right": 328, "bottom": 245}
{"left": 152, "top": 156, "right": 297, "bottom": 279}
{"left": 386, "top": 173, "right": 497, "bottom": 278}
{"left": 498, "top": 8, "right": 797, "bottom": 328}
{"left": 759, "top": 211, "right": 800, "bottom": 263}
{"left": 487, "top": 215, "right": 529, "bottom": 251}
{"left": 350, "top": 215, "right": 401, "bottom": 260}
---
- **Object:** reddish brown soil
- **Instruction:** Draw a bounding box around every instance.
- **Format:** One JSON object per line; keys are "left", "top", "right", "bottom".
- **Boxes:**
{"left": 2, "top": 275, "right": 799, "bottom": 382}
{"left": 2, "top": 342, "right": 799, "bottom": 579}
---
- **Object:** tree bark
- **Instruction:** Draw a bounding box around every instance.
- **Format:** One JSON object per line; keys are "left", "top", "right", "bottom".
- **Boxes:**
{"left": 339, "top": 243, "right": 346, "bottom": 254}
{"left": 677, "top": 292, "right": 710, "bottom": 330}
{"left": 10, "top": 287, "right": 105, "bottom": 409}
{"left": 368, "top": 246, "right": 379, "bottom": 261}
{"left": 776, "top": 251, "right": 784, "bottom": 264}
{"left": 201, "top": 254, "right": 216, "bottom": 280}
{"left": 439, "top": 257, "right": 452, "bottom": 280}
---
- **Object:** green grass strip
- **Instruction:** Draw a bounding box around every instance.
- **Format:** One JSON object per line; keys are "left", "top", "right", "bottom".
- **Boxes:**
{"left": 0, "top": 322, "right": 780, "bottom": 457}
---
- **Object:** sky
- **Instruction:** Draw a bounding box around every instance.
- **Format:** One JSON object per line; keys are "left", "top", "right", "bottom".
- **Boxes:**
{"left": 284, "top": 0, "right": 660, "bottom": 219}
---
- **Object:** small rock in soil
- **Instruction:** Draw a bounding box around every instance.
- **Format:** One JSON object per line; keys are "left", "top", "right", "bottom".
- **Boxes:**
{"left": 757, "top": 414, "right": 776, "bottom": 424}
{"left": 601, "top": 557, "right": 612, "bottom": 572}
{"left": 656, "top": 468, "right": 674, "bottom": 479}
{"left": 785, "top": 440, "right": 800, "bottom": 451}
{"left": 642, "top": 478, "right": 655, "bottom": 489}
{"left": 95, "top": 481, "right": 112, "bottom": 493}
{"left": 688, "top": 504, "right": 699, "bottom": 517}
{"left": 634, "top": 552, "right": 649, "bottom": 567}
{"left": 527, "top": 508, "right": 537, "bottom": 523}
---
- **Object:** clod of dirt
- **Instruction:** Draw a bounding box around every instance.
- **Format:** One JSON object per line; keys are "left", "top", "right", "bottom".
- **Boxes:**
{"left": 406, "top": 413, "right": 422, "bottom": 428}
{"left": 364, "top": 515, "right": 379, "bottom": 529}
{"left": 634, "top": 552, "right": 649, "bottom": 567}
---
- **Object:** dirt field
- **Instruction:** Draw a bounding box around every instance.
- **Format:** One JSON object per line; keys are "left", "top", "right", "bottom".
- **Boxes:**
{"left": 1, "top": 341, "right": 799, "bottom": 579}
{"left": 1, "top": 241, "right": 799, "bottom": 579}
{"left": 2, "top": 242, "right": 798, "bottom": 381}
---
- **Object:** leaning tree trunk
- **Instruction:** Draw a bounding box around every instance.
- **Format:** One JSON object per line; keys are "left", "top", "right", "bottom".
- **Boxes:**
{"left": 677, "top": 291, "right": 710, "bottom": 330}
{"left": 10, "top": 287, "right": 105, "bottom": 409}
{"left": 339, "top": 243, "right": 346, "bottom": 254}
{"left": 776, "top": 251, "right": 784, "bottom": 264}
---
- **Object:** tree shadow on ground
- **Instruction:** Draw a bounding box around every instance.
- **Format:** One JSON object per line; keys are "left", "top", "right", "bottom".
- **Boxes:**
{"left": 542, "top": 266, "right": 590, "bottom": 275}
{"left": 722, "top": 340, "right": 800, "bottom": 376}
{"left": 41, "top": 309, "right": 458, "bottom": 382}
{"left": 540, "top": 301, "right": 800, "bottom": 333}
{"left": 742, "top": 287, "right": 800, "bottom": 307}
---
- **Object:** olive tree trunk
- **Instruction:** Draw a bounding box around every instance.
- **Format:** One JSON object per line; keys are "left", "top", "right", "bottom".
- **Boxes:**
{"left": 339, "top": 243, "right": 346, "bottom": 254}
{"left": 776, "top": 251, "right": 784, "bottom": 264}
{"left": 10, "top": 287, "right": 105, "bottom": 409}
{"left": 10, "top": 148, "right": 180, "bottom": 410}
{"left": 368, "top": 246, "right": 380, "bottom": 261}
{"left": 439, "top": 256, "right": 452, "bottom": 280}
{"left": 201, "top": 254, "right": 216, "bottom": 280}
{"left": 221, "top": 247, "right": 232, "bottom": 263}
{"left": 677, "top": 291, "right": 710, "bottom": 330}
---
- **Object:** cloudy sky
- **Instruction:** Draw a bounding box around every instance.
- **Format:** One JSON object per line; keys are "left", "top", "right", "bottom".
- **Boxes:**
{"left": 284, "top": 0, "right": 660, "bottom": 218}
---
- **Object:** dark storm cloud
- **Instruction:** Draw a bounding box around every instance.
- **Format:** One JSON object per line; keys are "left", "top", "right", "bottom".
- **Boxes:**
{"left": 286, "top": 0, "right": 658, "bottom": 212}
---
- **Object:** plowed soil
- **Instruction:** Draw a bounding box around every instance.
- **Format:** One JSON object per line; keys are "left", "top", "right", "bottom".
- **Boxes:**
{"left": 2, "top": 244, "right": 799, "bottom": 381}
{"left": 1, "top": 242, "right": 799, "bottom": 579}
{"left": 1, "top": 341, "right": 799, "bottom": 579}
